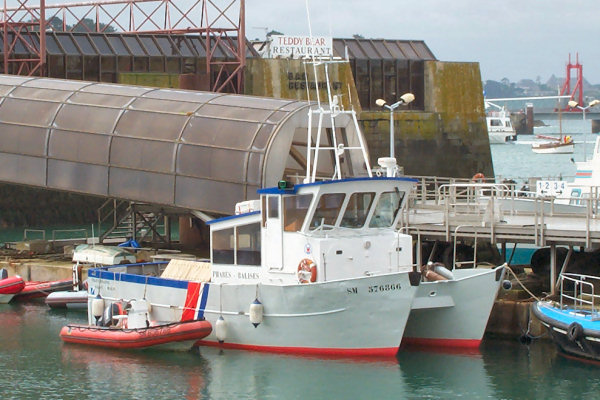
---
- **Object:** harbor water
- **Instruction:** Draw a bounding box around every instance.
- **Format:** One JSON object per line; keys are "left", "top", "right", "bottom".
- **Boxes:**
{"left": 492, "top": 118, "right": 592, "bottom": 180}
{"left": 2, "top": 117, "right": 600, "bottom": 399}
{"left": 1, "top": 303, "right": 600, "bottom": 400}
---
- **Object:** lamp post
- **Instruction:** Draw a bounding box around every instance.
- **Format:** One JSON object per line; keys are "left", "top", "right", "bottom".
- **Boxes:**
{"left": 568, "top": 99, "right": 600, "bottom": 160}
{"left": 375, "top": 93, "right": 415, "bottom": 160}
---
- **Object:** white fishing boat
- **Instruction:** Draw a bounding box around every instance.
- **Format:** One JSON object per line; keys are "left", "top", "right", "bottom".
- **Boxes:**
{"left": 86, "top": 176, "right": 420, "bottom": 356}
{"left": 402, "top": 263, "right": 506, "bottom": 348}
{"left": 486, "top": 103, "right": 517, "bottom": 144}
{"left": 78, "top": 57, "right": 425, "bottom": 356}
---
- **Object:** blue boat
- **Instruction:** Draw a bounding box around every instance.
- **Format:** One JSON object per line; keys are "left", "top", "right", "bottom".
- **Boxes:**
{"left": 532, "top": 273, "right": 600, "bottom": 362}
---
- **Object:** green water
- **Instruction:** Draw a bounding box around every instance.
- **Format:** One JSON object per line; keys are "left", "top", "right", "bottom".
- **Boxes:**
{"left": 0, "top": 302, "right": 598, "bottom": 400}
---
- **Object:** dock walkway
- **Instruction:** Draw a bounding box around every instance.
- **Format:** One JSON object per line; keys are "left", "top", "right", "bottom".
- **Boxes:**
{"left": 402, "top": 177, "right": 600, "bottom": 293}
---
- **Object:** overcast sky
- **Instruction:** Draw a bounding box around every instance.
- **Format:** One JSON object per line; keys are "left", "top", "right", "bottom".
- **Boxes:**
{"left": 246, "top": 0, "right": 600, "bottom": 84}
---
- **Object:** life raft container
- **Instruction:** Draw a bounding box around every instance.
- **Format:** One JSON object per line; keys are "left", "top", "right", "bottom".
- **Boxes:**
{"left": 297, "top": 258, "right": 317, "bottom": 283}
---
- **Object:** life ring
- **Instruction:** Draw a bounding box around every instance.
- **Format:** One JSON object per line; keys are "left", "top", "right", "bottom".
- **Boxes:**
{"left": 297, "top": 258, "right": 317, "bottom": 283}
{"left": 472, "top": 173, "right": 486, "bottom": 182}
{"left": 567, "top": 322, "right": 583, "bottom": 342}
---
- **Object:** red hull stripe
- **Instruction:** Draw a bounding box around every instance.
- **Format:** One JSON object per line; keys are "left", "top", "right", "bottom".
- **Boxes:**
{"left": 402, "top": 337, "right": 481, "bottom": 348}
{"left": 195, "top": 340, "right": 399, "bottom": 357}
{"left": 182, "top": 282, "right": 201, "bottom": 321}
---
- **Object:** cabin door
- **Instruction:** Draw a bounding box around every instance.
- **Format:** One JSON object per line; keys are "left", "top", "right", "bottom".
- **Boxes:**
{"left": 263, "top": 195, "right": 283, "bottom": 269}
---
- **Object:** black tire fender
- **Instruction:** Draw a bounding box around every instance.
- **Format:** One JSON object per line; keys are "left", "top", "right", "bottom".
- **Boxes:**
{"left": 567, "top": 322, "right": 583, "bottom": 342}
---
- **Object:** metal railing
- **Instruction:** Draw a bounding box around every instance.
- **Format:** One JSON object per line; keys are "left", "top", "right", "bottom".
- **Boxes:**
{"left": 402, "top": 178, "right": 600, "bottom": 248}
{"left": 559, "top": 273, "right": 600, "bottom": 320}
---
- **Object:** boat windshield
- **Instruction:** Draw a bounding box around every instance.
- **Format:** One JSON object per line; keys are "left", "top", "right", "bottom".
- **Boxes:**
{"left": 309, "top": 193, "right": 345, "bottom": 230}
{"left": 283, "top": 194, "right": 313, "bottom": 232}
{"left": 369, "top": 190, "right": 405, "bottom": 227}
{"left": 340, "top": 192, "right": 375, "bottom": 228}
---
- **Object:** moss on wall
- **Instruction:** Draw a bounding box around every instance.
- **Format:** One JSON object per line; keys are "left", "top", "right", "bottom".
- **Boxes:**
{"left": 246, "top": 58, "right": 492, "bottom": 179}
{"left": 245, "top": 59, "right": 361, "bottom": 112}
{"left": 118, "top": 73, "right": 181, "bottom": 88}
{"left": 361, "top": 61, "right": 493, "bottom": 178}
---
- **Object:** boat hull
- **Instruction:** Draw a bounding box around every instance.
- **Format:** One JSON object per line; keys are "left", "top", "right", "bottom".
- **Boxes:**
{"left": 0, "top": 293, "right": 15, "bottom": 303}
{"left": 531, "top": 143, "right": 574, "bottom": 154}
{"left": 45, "top": 290, "right": 88, "bottom": 309}
{"left": 402, "top": 266, "right": 505, "bottom": 348}
{"left": 60, "top": 320, "right": 212, "bottom": 350}
{"left": 87, "top": 269, "right": 419, "bottom": 357}
{"left": 532, "top": 301, "right": 600, "bottom": 362}
{"left": 0, "top": 276, "right": 25, "bottom": 296}
{"left": 14, "top": 279, "right": 73, "bottom": 301}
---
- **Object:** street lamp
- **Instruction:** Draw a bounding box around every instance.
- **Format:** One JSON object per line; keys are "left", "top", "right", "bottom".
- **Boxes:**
{"left": 375, "top": 93, "right": 415, "bottom": 160}
{"left": 568, "top": 99, "right": 600, "bottom": 160}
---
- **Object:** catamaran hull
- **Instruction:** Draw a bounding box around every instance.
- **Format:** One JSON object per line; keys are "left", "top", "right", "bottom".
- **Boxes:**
{"left": 402, "top": 266, "right": 505, "bottom": 348}
{"left": 532, "top": 301, "right": 600, "bottom": 362}
{"left": 88, "top": 271, "right": 418, "bottom": 357}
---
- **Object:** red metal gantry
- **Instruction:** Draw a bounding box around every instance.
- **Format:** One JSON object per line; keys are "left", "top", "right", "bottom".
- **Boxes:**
{"left": 0, "top": 0, "right": 246, "bottom": 93}
{"left": 560, "top": 53, "right": 584, "bottom": 111}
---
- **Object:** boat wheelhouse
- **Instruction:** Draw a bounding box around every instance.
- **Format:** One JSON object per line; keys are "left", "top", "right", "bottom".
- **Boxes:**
{"left": 208, "top": 177, "right": 415, "bottom": 285}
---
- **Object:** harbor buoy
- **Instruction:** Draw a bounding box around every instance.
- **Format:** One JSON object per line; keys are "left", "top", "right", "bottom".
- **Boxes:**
{"left": 502, "top": 280, "right": 512, "bottom": 290}
{"left": 297, "top": 258, "right": 317, "bottom": 283}
{"left": 91, "top": 295, "right": 104, "bottom": 325}
{"left": 249, "top": 298, "right": 264, "bottom": 328}
{"left": 215, "top": 316, "right": 227, "bottom": 343}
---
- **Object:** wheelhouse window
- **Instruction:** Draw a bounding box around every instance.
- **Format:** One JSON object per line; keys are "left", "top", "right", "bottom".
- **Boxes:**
{"left": 212, "top": 227, "right": 234, "bottom": 264}
{"left": 262, "top": 195, "right": 280, "bottom": 227}
{"left": 212, "top": 223, "right": 261, "bottom": 266}
{"left": 309, "top": 193, "right": 345, "bottom": 230}
{"left": 236, "top": 223, "right": 261, "bottom": 266}
{"left": 369, "top": 190, "right": 405, "bottom": 227}
{"left": 284, "top": 194, "right": 313, "bottom": 232}
{"left": 340, "top": 192, "right": 375, "bottom": 228}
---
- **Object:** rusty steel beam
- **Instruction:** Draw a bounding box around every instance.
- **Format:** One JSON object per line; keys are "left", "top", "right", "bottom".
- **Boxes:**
{"left": 0, "top": 0, "right": 245, "bottom": 93}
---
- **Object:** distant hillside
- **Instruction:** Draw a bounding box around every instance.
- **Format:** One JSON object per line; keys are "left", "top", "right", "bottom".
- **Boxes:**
{"left": 484, "top": 77, "right": 600, "bottom": 100}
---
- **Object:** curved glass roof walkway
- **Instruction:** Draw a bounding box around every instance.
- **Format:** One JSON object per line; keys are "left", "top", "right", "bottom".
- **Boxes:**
{"left": 0, "top": 74, "right": 367, "bottom": 215}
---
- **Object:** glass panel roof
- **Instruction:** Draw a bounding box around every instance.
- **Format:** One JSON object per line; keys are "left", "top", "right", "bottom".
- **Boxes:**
{"left": 90, "top": 35, "right": 113, "bottom": 55}
{"left": 57, "top": 35, "right": 80, "bottom": 55}
{"left": 73, "top": 35, "right": 97, "bottom": 55}
{"left": 123, "top": 36, "right": 146, "bottom": 56}
{"left": 139, "top": 36, "right": 162, "bottom": 56}
{"left": 0, "top": 75, "right": 338, "bottom": 215}
{"left": 106, "top": 35, "right": 131, "bottom": 56}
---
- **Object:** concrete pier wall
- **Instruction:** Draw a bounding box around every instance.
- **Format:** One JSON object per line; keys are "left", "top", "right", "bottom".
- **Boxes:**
{"left": 246, "top": 59, "right": 494, "bottom": 179}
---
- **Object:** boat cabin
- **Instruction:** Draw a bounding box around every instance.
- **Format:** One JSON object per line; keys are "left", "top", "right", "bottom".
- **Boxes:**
{"left": 207, "top": 177, "right": 416, "bottom": 285}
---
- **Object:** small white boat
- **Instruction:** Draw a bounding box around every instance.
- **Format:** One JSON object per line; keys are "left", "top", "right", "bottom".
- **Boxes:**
{"left": 486, "top": 104, "right": 517, "bottom": 144}
{"left": 46, "top": 290, "right": 88, "bottom": 309}
{"left": 531, "top": 135, "right": 574, "bottom": 154}
{"left": 72, "top": 244, "right": 137, "bottom": 266}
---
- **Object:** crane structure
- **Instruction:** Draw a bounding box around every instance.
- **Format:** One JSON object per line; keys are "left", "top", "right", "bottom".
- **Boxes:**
{"left": 0, "top": 0, "right": 246, "bottom": 93}
{"left": 560, "top": 53, "right": 584, "bottom": 111}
